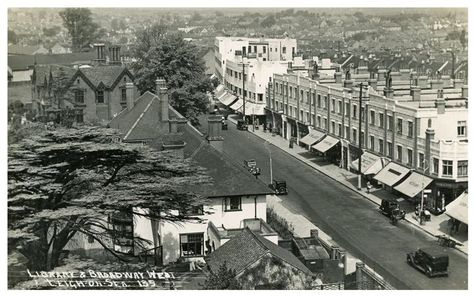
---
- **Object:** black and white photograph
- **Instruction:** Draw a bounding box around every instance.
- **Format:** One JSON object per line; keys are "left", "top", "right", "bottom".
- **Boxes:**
{"left": 4, "top": 0, "right": 471, "bottom": 292}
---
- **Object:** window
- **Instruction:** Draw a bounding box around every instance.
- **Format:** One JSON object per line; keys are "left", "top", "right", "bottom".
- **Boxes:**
{"left": 110, "top": 211, "right": 134, "bottom": 253}
{"left": 338, "top": 101, "right": 342, "bottom": 114}
{"left": 263, "top": 46, "right": 266, "bottom": 54}
{"left": 96, "top": 90, "right": 104, "bottom": 104}
{"left": 345, "top": 102, "right": 350, "bottom": 117}
{"left": 254, "top": 45, "right": 257, "bottom": 53}
{"left": 238, "top": 72, "right": 241, "bottom": 80}
{"left": 352, "top": 128, "right": 357, "bottom": 143}
{"left": 458, "top": 161, "right": 468, "bottom": 177}
{"left": 352, "top": 104, "right": 357, "bottom": 119}
{"left": 311, "top": 93, "right": 316, "bottom": 105}
{"left": 433, "top": 158, "right": 439, "bottom": 175}
{"left": 397, "top": 118, "right": 403, "bottom": 134}
{"left": 387, "top": 142, "right": 393, "bottom": 158}
{"left": 370, "top": 110, "right": 375, "bottom": 125}
{"left": 378, "top": 139, "right": 384, "bottom": 154}
{"left": 457, "top": 121, "right": 467, "bottom": 136}
{"left": 338, "top": 123, "right": 342, "bottom": 136}
{"left": 387, "top": 115, "right": 393, "bottom": 131}
{"left": 379, "top": 113, "right": 384, "bottom": 128}
{"left": 408, "top": 121, "right": 414, "bottom": 138}
{"left": 370, "top": 135, "right": 375, "bottom": 150}
{"left": 75, "top": 89, "right": 84, "bottom": 104}
{"left": 300, "top": 90, "right": 304, "bottom": 101}
{"left": 121, "top": 88, "right": 127, "bottom": 102}
{"left": 360, "top": 131, "right": 365, "bottom": 147}
{"left": 317, "top": 95, "right": 321, "bottom": 108}
{"left": 397, "top": 145, "right": 403, "bottom": 162}
{"left": 289, "top": 86, "right": 293, "bottom": 98}
{"left": 407, "top": 149, "right": 413, "bottom": 166}
{"left": 224, "top": 197, "right": 242, "bottom": 211}
{"left": 418, "top": 153, "right": 425, "bottom": 170}
{"left": 331, "top": 98, "right": 336, "bottom": 112}
{"left": 181, "top": 205, "right": 204, "bottom": 216}
{"left": 442, "top": 160, "right": 453, "bottom": 177}
{"left": 306, "top": 91, "right": 310, "bottom": 103}
{"left": 317, "top": 116, "right": 321, "bottom": 128}
{"left": 180, "top": 233, "right": 204, "bottom": 257}
{"left": 361, "top": 107, "right": 365, "bottom": 122}
{"left": 345, "top": 126, "right": 350, "bottom": 140}
{"left": 323, "top": 96, "right": 328, "bottom": 109}
{"left": 331, "top": 121, "right": 335, "bottom": 134}
{"left": 282, "top": 47, "right": 286, "bottom": 54}
{"left": 323, "top": 118, "right": 327, "bottom": 130}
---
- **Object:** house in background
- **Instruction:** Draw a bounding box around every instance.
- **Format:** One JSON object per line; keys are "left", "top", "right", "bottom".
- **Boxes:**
{"left": 50, "top": 43, "right": 71, "bottom": 54}
{"left": 205, "top": 227, "right": 313, "bottom": 289}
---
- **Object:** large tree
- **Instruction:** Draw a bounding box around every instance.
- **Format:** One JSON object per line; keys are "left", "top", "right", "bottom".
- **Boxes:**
{"left": 59, "top": 8, "right": 102, "bottom": 52}
{"left": 8, "top": 124, "right": 211, "bottom": 279}
{"left": 132, "top": 24, "right": 213, "bottom": 126}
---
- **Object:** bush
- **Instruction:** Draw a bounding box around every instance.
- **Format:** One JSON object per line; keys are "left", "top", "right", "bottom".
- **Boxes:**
{"left": 267, "top": 208, "right": 295, "bottom": 239}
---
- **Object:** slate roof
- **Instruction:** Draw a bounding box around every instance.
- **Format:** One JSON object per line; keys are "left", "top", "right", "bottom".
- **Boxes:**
{"left": 183, "top": 124, "right": 274, "bottom": 198}
{"left": 80, "top": 65, "right": 129, "bottom": 89}
{"left": 8, "top": 52, "right": 96, "bottom": 71}
{"left": 205, "top": 228, "right": 312, "bottom": 276}
{"left": 108, "top": 91, "right": 168, "bottom": 142}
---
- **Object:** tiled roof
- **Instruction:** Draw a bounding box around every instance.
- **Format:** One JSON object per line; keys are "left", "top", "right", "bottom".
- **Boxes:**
{"left": 79, "top": 65, "right": 128, "bottom": 88}
{"left": 206, "top": 228, "right": 312, "bottom": 276}
{"left": 183, "top": 125, "right": 274, "bottom": 198}
{"left": 32, "top": 64, "right": 76, "bottom": 87}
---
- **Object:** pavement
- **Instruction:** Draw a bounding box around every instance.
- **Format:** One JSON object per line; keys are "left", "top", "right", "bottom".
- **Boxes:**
{"left": 227, "top": 115, "right": 468, "bottom": 255}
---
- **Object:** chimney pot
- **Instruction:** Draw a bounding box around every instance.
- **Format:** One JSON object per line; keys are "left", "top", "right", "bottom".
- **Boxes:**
{"left": 156, "top": 78, "right": 169, "bottom": 122}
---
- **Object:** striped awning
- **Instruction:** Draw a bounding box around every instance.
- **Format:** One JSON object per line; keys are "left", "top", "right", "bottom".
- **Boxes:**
{"left": 374, "top": 162, "right": 410, "bottom": 187}
{"left": 394, "top": 172, "right": 433, "bottom": 198}
{"left": 300, "top": 130, "right": 325, "bottom": 146}
{"left": 243, "top": 102, "right": 266, "bottom": 115}
{"left": 311, "top": 135, "right": 340, "bottom": 153}
{"left": 214, "top": 84, "right": 225, "bottom": 97}
{"left": 220, "top": 92, "right": 238, "bottom": 106}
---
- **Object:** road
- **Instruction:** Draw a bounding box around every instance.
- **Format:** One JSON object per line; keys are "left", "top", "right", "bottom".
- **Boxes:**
{"left": 200, "top": 116, "right": 468, "bottom": 290}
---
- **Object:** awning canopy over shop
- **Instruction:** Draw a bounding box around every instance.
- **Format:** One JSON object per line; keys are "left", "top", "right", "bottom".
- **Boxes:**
{"left": 214, "top": 84, "right": 225, "bottom": 98}
{"left": 394, "top": 172, "right": 433, "bottom": 198}
{"left": 229, "top": 99, "right": 244, "bottom": 111}
{"left": 311, "top": 135, "right": 340, "bottom": 153}
{"left": 373, "top": 162, "right": 410, "bottom": 187}
{"left": 350, "top": 152, "right": 385, "bottom": 175}
{"left": 219, "top": 92, "right": 238, "bottom": 106}
{"left": 243, "top": 102, "right": 266, "bottom": 115}
{"left": 445, "top": 191, "right": 468, "bottom": 225}
{"left": 300, "top": 129, "right": 325, "bottom": 146}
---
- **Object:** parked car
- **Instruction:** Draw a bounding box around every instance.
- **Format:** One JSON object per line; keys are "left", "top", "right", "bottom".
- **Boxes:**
{"left": 269, "top": 179, "right": 288, "bottom": 195}
{"left": 237, "top": 119, "right": 248, "bottom": 131}
{"left": 379, "top": 199, "right": 406, "bottom": 220}
{"left": 407, "top": 247, "right": 449, "bottom": 277}
{"left": 244, "top": 159, "right": 257, "bottom": 169}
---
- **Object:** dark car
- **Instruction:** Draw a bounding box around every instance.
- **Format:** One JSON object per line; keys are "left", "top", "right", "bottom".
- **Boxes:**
{"left": 269, "top": 179, "right": 288, "bottom": 195}
{"left": 237, "top": 119, "right": 248, "bottom": 131}
{"left": 380, "top": 199, "right": 406, "bottom": 219}
{"left": 407, "top": 247, "right": 449, "bottom": 277}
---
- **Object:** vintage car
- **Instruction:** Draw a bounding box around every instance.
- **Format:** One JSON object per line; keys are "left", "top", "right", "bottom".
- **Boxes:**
{"left": 407, "top": 247, "right": 449, "bottom": 277}
{"left": 380, "top": 199, "right": 406, "bottom": 220}
{"left": 244, "top": 159, "right": 257, "bottom": 169}
{"left": 269, "top": 179, "right": 288, "bottom": 195}
{"left": 237, "top": 119, "right": 248, "bottom": 131}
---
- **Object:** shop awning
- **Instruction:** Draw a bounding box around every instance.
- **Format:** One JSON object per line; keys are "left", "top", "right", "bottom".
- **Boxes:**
{"left": 394, "top": 172, "right": 433, "bottom": 198}
{"left": 311, "top": 135, "right": 340, "bottom": 153}
{"left": 214, "top": 84, "right": 225, "bottom": 97}
{"left": 445, "top": 192, "right": 468, "bottom": 225}
{"left": 229, "top": 99, "right": 244, "bottom": 111}
{"left": 373, "top": 162, "right": 410, "bottom": 187}
{"left": 350, "top": 152, "right": 384, "bottom": 175}
{"left": 300, "top": 130, "right": 325, "bottom": 146}
{"left": 220, "top": 92, "right": 238, "bottom": 106}
{"left": 243, "top": 102, "right": 266, "bottom": 115}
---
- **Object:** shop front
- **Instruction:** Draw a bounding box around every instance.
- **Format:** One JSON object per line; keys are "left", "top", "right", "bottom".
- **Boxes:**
{"left": 431, "top": 180, "right": 468, "bottom": 209}
{"left": 373, "top": 162, "right": 411, "bottom": 189}
{"left": 311, "top": 135, "right": 341, "bottom": 164}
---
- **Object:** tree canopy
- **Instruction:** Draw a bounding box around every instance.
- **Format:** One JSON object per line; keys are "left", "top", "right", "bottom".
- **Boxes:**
{"left": 59, "top": 8, "right": 102, "bottom": 52}
{"left": 131, "top": 24, "right": 213, "bottom": 126}
{"left": 8, "top": 124, "right": 211, "bottom": 279}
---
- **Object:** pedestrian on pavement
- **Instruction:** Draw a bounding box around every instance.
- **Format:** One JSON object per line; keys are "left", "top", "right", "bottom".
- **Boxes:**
{"left": 454, "top": 219, "right": 461, "bottom": 234}
{"left": 366, "top": 181, "right": 372, "bottom": 193}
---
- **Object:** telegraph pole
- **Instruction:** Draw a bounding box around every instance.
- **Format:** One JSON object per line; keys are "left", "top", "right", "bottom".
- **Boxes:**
{"left": 357, "top": 83, "right": 364, "bottom": 190}
{"left": 242, "top": 62, "right": 246, "bottom": 123}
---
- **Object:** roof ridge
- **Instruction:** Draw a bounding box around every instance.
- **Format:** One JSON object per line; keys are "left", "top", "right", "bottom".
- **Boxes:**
{"left": 123, "top": 94, "right": 157, "bottom": 141}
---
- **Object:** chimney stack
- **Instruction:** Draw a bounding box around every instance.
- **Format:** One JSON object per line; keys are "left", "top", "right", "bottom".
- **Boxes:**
{"left": 108, "top": 46, "right": 121, "bottom": 65}
{"left": 453, "top": 79, "right": 463, "bottom": 89}
{"left": 94, "top": 43, "right": 106, "bottom": 63}
{"left": 207, "top": 115, "right": 224, "bottom": 152}
{"left": 125, "top": 82, "right": 135, "bottom": 111}
{"left": 410, "top": 86, "right": 421, "bottom": 101}
{"left": 156, "top": 78, "right": 169, "bottom": 122}
{"left": 334, "top": 72, "right": 342, "bottom": 84}
{"left": 416, "top": 76, "right": 428, "bottom": 88}
{"left": 169, "top": 119, "right": 178, "bottom": 133}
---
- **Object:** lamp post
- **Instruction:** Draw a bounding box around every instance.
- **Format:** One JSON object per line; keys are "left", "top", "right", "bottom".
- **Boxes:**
{"left": 264, "top": 141, "right": 273, "bottom": 184}
{"left": 447, "top": 48, "right": 456, "bottom": 79}
{"left": 242, "top": 60, "right": 247, "bottom": 123}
